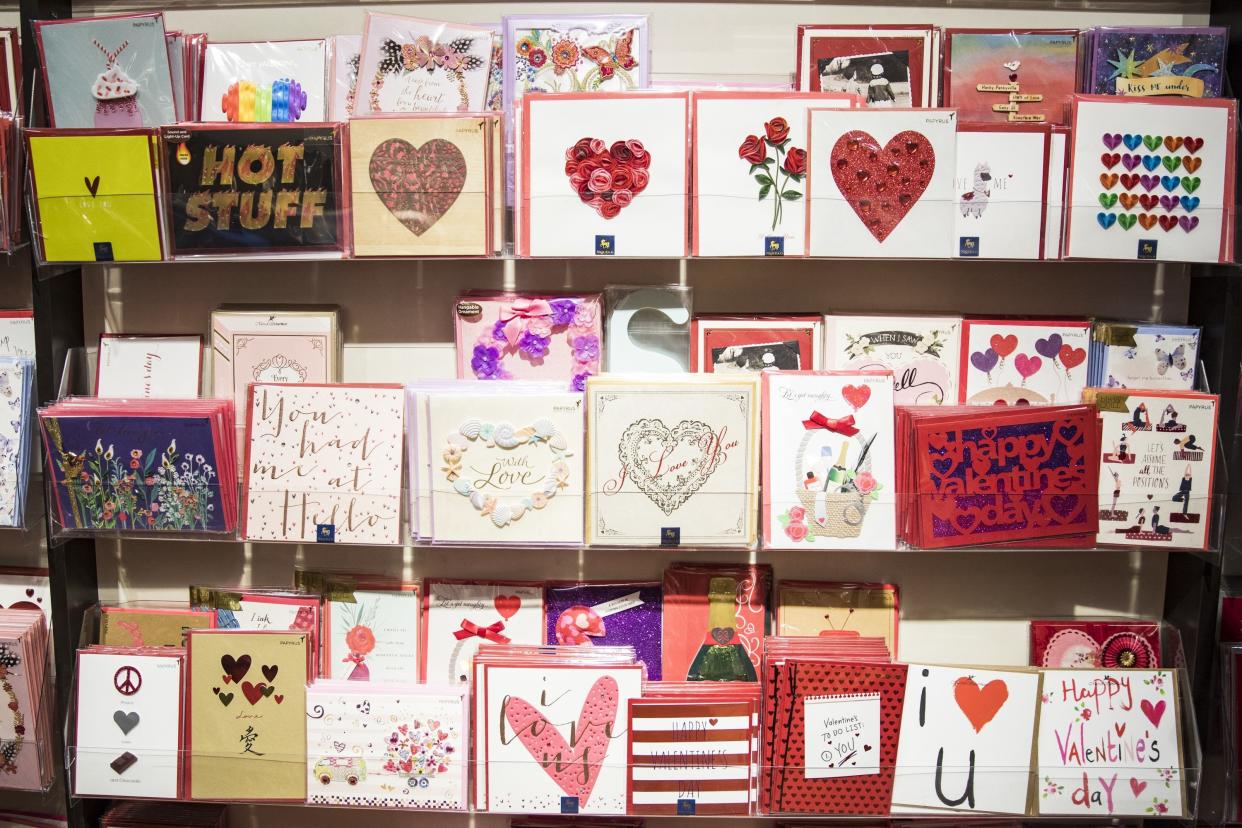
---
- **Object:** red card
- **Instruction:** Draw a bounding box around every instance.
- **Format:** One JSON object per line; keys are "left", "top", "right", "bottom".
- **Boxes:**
{"left": 1030, "top": 620, "right": 1161, "bottom": 668}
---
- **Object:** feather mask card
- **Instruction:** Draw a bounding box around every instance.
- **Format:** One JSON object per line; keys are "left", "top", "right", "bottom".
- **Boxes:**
{"left": 520, "top": 92, "right": 689, "bottom": 257}
{"left": 762, "top": 371, "right": 896, "bottom": 550}
{"left": 943, "top": 30, "right": 1080, "bottom": 125}
{"left": 421, "top": 580, "right": 544, "bottom": 684}
{"left": 1065, "top": 95, "right": 1236, "bottom": 263}
{"left": 1090, "top": 322, "right": 1199, "bottom": 391}
{"left": 356, "top": 14, "right": 492, "bottom": 115}
{"left": 586, "top": 375, "right": 759, "bottom": 547}
{"left": 200, "top": 40, "right": 326, "bottom": 123}
{"left": 953, "top": 125, "right": 1051, "bottom": 260}
{"left": 959, "top": 318, "right": 1091, "bottom": 405}
{"left": 807, "top": 108, "right": 958, "bottom": 258}
{"left": 823, "top": 314, "right": 962, "bottom": 406}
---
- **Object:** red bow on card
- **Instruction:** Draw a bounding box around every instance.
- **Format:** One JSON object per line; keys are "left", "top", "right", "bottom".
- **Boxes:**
{"left": 802, "top": 411, "right": 859, "bottom": 436}
{"left": 453, "top": 619, "right": 510, "bottom": 644}
{"left": 500, "top": 299, "right": 553, "bottom": 345}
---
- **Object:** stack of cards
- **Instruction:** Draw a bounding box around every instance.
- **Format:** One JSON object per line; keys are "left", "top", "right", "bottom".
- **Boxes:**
{"left": 0, "top": 357, "right": 34, "bottom": 528}
{"left": 942, "top": 29, "right": 1079, "bottom": 125}
{"left": 356, "top": 13, "right": 494, "bottom": 115}
{"left": 39, "top": 398, "right": 237, "bottom": 536}
{"left": 958, "top": 318, "right": 1091, "bottom": 404}
{"left": 99, "top": 604, "right": 214, "bottom": 648}
{"left": 545, "top": 581, "right": 662, "bottom": 679}
{"left": 0, "top": 610, "right": 52, "bottom": 792}
{"left": 189, "top": 587, "right": 320, "bottom": 676}
{"left": 455, "top": 293, "right": 603, "bottom": 388}
{"left": 1089, "top": 321, "right": 1200, "bottom": 390}
{"left": 662, "top": 563, "right": 771, "bottom": 683}
{"left": 775, "top": 581, "right": 899, "bottom": 657}
{"left": 952, "top": 124, "right": 1055, "bottom": 259}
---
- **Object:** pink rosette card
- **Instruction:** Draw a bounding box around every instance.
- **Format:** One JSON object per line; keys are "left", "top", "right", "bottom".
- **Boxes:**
{"left": 356, "top": 14, "right": 493, "bottom": 115}
{"left": 455, "top": 293, "right": 601, "bottom": 389}
{"left": 959, "top": 318, "right": 1091, "bottom": 405}
{"left": 421, "top": 580, "right": 544, "bottom": 684}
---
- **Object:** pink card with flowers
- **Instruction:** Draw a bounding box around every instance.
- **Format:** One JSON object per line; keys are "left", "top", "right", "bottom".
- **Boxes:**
{"left": 455, "top": 292, "right": 601, "bottom": 389}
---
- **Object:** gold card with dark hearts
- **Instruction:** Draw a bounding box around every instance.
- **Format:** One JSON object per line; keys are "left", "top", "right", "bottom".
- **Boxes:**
{"left": 100, "top": 607, "right": 215, "bottom": 647}
{"left": 187, "top": 630, "right": 308, "bottom": 801}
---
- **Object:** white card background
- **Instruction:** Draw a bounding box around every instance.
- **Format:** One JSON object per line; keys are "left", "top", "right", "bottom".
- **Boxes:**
{"left": 423, "top": 581, "right": 543, "bottom": 684}
{"left": 0, "top": 316, "right": 34, "bottom": 361}
{"left": 953, "top": 129, "right": 1048, "bottom": 260}
{"left": 200, "top": 41, "right": 327, "bottom": 122}
{"left": 823, "top": 315, "right": 962, "bottom": 405}
{"left": 960, "top": 321, "right": 1090, "bottom": 405}
{"left": 357, "top": 15, "right": 492, "bottom": 114}
{"left": 804, "top": 693, "right": 881, "bottom": 779}
{"left": 97, "top": 336, "right": 202, "bottom": 399}
{"left": 325, "top": 589, "right": 419, "bottom": 682}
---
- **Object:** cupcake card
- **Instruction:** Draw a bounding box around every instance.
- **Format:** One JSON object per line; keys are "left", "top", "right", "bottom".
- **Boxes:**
{"left": 455, "top": 293, "right": 602, "bottom": 388}
{"left": 823, "top": 314, "right": 962, "bottom": 406}
{"left": 200, "top": 40, "right": 326, "bottom": 123}
{"left": 356, "top": 14, "right": 493, "bottom": 115}
{"left": 953, "top": 124, "right": 1051, "bottom": 260}
{"left": 958, "top": 318, "right": 1091, "bottom": 405}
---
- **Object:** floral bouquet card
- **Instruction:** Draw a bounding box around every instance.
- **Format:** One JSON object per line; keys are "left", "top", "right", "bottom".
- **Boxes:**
{"left": 953, "top": 125, "right": 1051, "bottom": 260}
{"left": 958, "top": 318, "right": 1091, "bottom": 405}
{"left": 1065, "top": 95, "right": 1236, "bottom": 263}
{"left": 823, "top": 314, "right": 962, "bottom": 405}
{"left": 356, "top": 14, "right": 493, "bottom": 114}
{"left": 313, "top": 577, "right": 420, "bottom": 683}
{"left": 807, "top": 108, "right": 958, "bottom": 257}
{"left": 421, "top": 580, "right": 544, "bottom": 684}
{"left": 943, "top": 29, "right": 1080, "bottom": 125}
{"left": 200, "top": 40, "right": 326, "bottom": 123}
{"left": 545, "top": 582, "right": 662, "bottom": 679}
{"left": 586, "top": 375, "right": 759, "bottom": 547}
{"left": 455, "top": 293, "right": 602, "bottom": 388}
{"left": 1090, "top": 322, "right": 1200, "bottom": 390}
{"left": 796, "top": 24, "right": 939, "bottom": 107}
{"left": 762, "top": 371, "right": 896, "bottom": 550}
{"left": 1084, "top": 27, "right": 1227, "bottom": 98}
{"left": 519, "top": 92, "right": 689, "bottom": 257}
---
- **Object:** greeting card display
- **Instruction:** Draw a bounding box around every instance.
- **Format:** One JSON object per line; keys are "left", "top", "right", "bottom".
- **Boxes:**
{"left": 953, "top": 125, "right": 1051, "bottom": 260}
{"left": 243, "top": 383, "right": 404, "bottom": 545}
{"left": 186, "top": 630, "right": 309, "bottom": 801}
{"left": 305, "top": 682, "right": 467, "bottom": 809}
{"left": 27, "top": 129, "right": 163, "bottom": 263}
{"left": 327, "top": 35, "right": 360, "bottom": 119}
{"left": 455, "top": 293, "right": 602, "bottom": 387}
{"left": 691, "top": 315, "right": 822, "bottom": 374}
{"left": 1089, "top": 322, "right": 1200, "bottom": 391}
{"left": 959, "top": 318, "right": 1091, "bottom": 404}
{"left": 200, "top": 40, "right": 326, "bottom": 123}
{"left": 662, "top": 563, "right": 771, "bottom": 683}
{"left": 807, "top": 108, "right": 958, "bottom": 257}
{"left": 1089, "top": 388, "right": 1218, "bottom": 550}
{"left": 1084, "top": 27, "right": 1227, "bottom": 98}
{"left": 604, "top": 284, "right": 691, "bottom": 373}
{"left": 96, "top": 335, "right": 203, "bottom": 399}
{"left": 892, "top": 665, "right": 1040, "bottom": 814}
{"left": 692, "top": 92, "right": 859, "bottom": 257}
{"left": 943, "top": 30, "right": 1079, "bottom": 125}
{"left": 1065, "top": 95, "right": 1236, "bottom": 263}
{"left": 306, "top": 573, "right": 420, "bottom": 682}
{"left": 763, "top": 371, "right": 896, "bottom": 550}
{"left": 520, "top": 92, "right": 688, "bottom": 257}
{"left": 421, "top": 580, "right": 544, "bottom": 684}
{"left": 545, "top": 582, "right": 662, "bottom": 679}
{"left": 34, "top": 13, "right": 176, "bottom": 128}
{"left": 796, "top": 25, "right": 939, "bottom": 108}
{"left": 776, "top": 581, "right": 899, "bottom": 657}
{"left": 586, "top": 375, "right": 759, "bottom": 547}
{"left": 99, "top": 605, "right": 214, "bottom": 648}
{"left": 1031, "top": 620, "right": 1162, "bottom": 669}
{"left": 161, "top": 123, "right": 345, "bottom": 257}
{"left": 1036, "top": 669, "right": 1184, "bottom": 817}
{"left": 356, "top": 14, "right": 492, "bottom": 115}
{"left": 0, "top": 357, "right": 34, "bottom": 529}
{"left": 349, "top": 115, "right": 497, "bottom": 257}
{"left": 0, "top": 569, "right": 49, "bottom": 629}
{"left": 823, "top": 314, "right": 962, "bottom": 405}
{"left": 73, "top": 650, "right": 183, "bottom": 798}
{"left": 0, "top": 610, "right": 52, "bottom": 792}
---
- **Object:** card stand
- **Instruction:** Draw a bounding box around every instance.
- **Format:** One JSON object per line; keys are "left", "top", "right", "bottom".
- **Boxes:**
{"left": 0, "top": 623, "right": 57, "bottom": 794}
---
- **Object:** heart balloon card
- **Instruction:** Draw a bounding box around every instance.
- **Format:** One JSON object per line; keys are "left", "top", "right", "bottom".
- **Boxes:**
{"left": 959, "top": 318, "right": 1091, "bottom": 405}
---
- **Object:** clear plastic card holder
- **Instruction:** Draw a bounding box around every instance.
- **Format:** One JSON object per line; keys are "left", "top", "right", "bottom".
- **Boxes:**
{"left": 603, "top": 284, "right": 692, "bottom": 373}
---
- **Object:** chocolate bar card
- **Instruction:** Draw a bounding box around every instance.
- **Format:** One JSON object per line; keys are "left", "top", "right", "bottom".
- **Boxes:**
{"left": 796, "top": 25, "right": 939, "bottom": 107}
{"left": 1090, "top": 322, "right": 1200, "bottom": 391}
{"left": 1065, "top": 96, "right": 1236, "bottom": 263}
{"left": 1090, "top": 389, "right": 1218, "bottom": 550}
{"left": 356, "top": 14, "right": 493, "bottom": 115}
{"left": 943, "top": 30, "right": 1079, "bottom": 125}
{"left": 1036, "top": 669, "right": 1184, "bottom": 817}
{"left": 1085, "top": 27, "right": 1227, "bottom": 99}
{"left": 823, "top": 314, "right": 962, "bottom": 406}
{"left": 959, "top": 319, "right": 1091, "bottom": 405}
{"left": 421, "top": 580, "right": 544, "bottom": 684}
{"left": 162, "top": 124, "right": 345, "bottom": 257}
{"left": 1031, "top": 621, "right": 1161, "bottom": 669}
{"left": 892, "top": 665, "right": 1041, "bottom": 815}
{"left": 953, "top": 125, "right": 1050, "bottom": 260}
{"left": 807, "top": 108, "right": 958, "bottom": 258}
{"left": 199, "top": 40, "right": 327, "bottom": 123}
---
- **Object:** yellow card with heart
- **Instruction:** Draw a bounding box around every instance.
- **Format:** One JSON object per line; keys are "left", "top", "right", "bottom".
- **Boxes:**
{"left": 186, "top": 629, "right": 309, "bottom": 801}
{"left": 26, "top": 129, "right": 163, "bottom": 262}
{"left": 349, "top": 115, "right": 494, "bottom": 257}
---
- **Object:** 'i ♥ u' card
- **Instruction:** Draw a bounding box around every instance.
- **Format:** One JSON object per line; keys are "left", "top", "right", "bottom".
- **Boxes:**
{"left": 959, "top": 318, "right": 1091, "bottom": 405}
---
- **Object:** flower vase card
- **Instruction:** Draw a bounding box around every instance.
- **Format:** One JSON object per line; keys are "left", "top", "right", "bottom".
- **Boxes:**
{"left": 1085, "top": 27, "right": 1227, "bottom": 98}
{"left": 318, "top": 580, "right": 420, "bottom": 682}
{"left": 807, "top": 108, "right": 958, "bottom": 258}
{"left": 34, "top": 13, "right": 176, "bottom": 128}
{"left": 200, "top": 40, "right": 326, "bottom": 123}
{"left": 1031, "top": 621, "right": 1162, "bottom": 669}
{"left": 520, "top": 92, "right": 689, "bottom": 257}
{"left": 762, "top": 371, "right": 896, "bottom": 550}
{"left": 99, "top": 606, "right": 215, "bottom": 647}
{"left": 186, "top": 630, "right": 310, "bottom": 801}
{"left": 1090, "top": 322, "right": 1200, "bottom": 390}
{"left": 481, "top": 663, "right": 643, "bottom": 813}
{"left": 691, "top": 92, "right": 859, "bottom": 257}
{"left": 545, "top": 582, "right": 662, "bottom": 679}
{"left": 586, "top": 375, "right": 759, "bottom": 547}
{"left": 1036, "top": 669, "right": 1184, "bottom": 817}
{"left": 662, "top": 563, "right": 771, "bottom": 683}
{"left": 796, "top": 25, "right": 939, "bottom": 107}
{"left": 775, "top": 581, "right": 899, "bottom": 657}
{"left": 958, "top": 318, "right": 1091, "bottom": 405}
{"left": 243, "top": 383, "right": 405, "bottom": 545}
{"left": 349, "top": 115, "right": 496, "bottom": 257}
{"left": 421, "top": 580, "right": 544, "bottom": 684}
{"left": 1088, "top": 388, "right": 1218, "bottom": 550}
{"left": 892, "top": 665, "right": 1041, "bottom": 815}
{"left": 327, "top": 35, "right": 360, "bottom": 119}
{"left": 1064, "top": 95, "right": 1236, "bottom": 263}
{"left": 73, "top": 651, "right": 183, "bottom": 798}
{"left": 27, "top": 129, "right": 163, "bottom": 263}
{"left": 691, "top": 315, "right": 822, "bottom": 373}
{"left": 427, "top": 390, "right": 583, "bottom": 545}
{"left": 943, "top": 30, "right": 1080, "bottom": 125}
{"left": 356, "top": 14, "right": 493, "bottom": 115}
{"left": 953, "top": 125, "right": 1051, "bottom": 260}
{"left": 823, "top": 314, "right": 963, "bottom": 405}
{"left": 96, "top": 335, "right": 203, "bottom": 399}
{"left": 161, "top": 124, "right": 346, "bottom": 257}
{"left": 456, "top": 293, "right": 603, "bottom": 388}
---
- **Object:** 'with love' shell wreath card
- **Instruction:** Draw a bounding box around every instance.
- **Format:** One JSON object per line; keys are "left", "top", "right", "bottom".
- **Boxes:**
{"left": 519, "top": 92, "right": 689, "bottom": 257}
{"left": 455, "top": 292, "right": 602, "bottom": 388}
{"left": 691, "top": 91, "right": 860, "bottom": 257}
{"left": 807, "top": 108, "right": 958, "bottom": 258}
{"left": 349, "top": 115, "right": 496, "bottom": 256}
{"left": 356, "top": 14, "right": 493, "bottom": 115}
{"left": 762, "top": 371, "right": 896, "bottom": 550}
{"left": 959, "top": 318, "right": 1091, "bottom": 405}
{"left": 586, "top": 374, "right": 759, "bottom": 547}
{"left": 1065, "top": 95, "right": 1236, "bottom": 263}
{"left": 953, "top": 124, "right": 1052, "bottom": 260}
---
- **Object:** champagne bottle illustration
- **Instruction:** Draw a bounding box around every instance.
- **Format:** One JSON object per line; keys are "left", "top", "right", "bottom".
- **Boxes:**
{"left": 686, "top": 577, "right": 757, "bottom": 682}
{"left": 826, "top": 440, "right": 852, "bottom": 493}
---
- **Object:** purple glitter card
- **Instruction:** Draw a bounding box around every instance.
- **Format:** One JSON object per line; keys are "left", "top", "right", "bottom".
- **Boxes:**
{"left": 1087, "top": 27, "right": 1227, "bottom": 98}
{"left": 545, "top": 581, "right": 662, "bottom": 679}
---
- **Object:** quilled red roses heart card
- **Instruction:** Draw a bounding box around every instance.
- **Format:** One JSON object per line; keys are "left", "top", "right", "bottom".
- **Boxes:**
{"left": 519, "top": 91, "right": 689, "bottom": 257}
{"left": 953, "top": 124, "right": 1052, "bottom": 259}
{"left": 807, "top": 108, "right": 958, "bottom": 257}
{"left": 959, "top": 318, "right": 1091, "bottom": 405}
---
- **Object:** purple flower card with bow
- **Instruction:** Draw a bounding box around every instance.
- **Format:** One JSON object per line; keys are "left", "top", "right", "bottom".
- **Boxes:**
{"left": 455, "top": 292, "right": 602, "bottom": 389}
{"left": 545, "top": 581, "right": 662, "bottom": 679}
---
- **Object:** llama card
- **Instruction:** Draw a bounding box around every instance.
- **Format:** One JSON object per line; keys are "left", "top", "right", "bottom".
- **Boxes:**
{"left": 953, "top": 125, "right": 1050, "bottom": 260}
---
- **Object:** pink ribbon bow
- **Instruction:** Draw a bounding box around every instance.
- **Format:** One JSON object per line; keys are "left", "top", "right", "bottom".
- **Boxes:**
{"left": 802, "top": 411, "right": 859, "bottom": 436}
{"left": 500, "top": 299, "right": 553, "bottom": 345}
{"left": 453, "top": 619, "right": 510, "bottom": 644}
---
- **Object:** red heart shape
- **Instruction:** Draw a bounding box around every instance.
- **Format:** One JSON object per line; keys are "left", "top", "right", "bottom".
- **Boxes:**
{"left": 494, "top": 594, "right": 521, "bottom": 620}
{"left": 1138, "top": 193, "right": 1159, "bottom": 211}
{"left": 221, "top": 654, "right": 250, "bottom": 684}
{"left": 274, "top": 694, "right": 284, "bottom": 704}
{"left": 369, "top": 138, "right": 465, "bottom": 236}
{"left": 953, "top": 676, "right": 1009, "bottom": 733}
{"left": 830, "top": 129, "right": 935, "bottom": 242}
{"left": 1130, "top": 778, "right": 1148, "bottom": 797}
{"left": 1059, "top": 345, "right": 1086, "bottom": 369}
{"left": 1101, "top": 152, "right": 1121, "bottom": 169}
{"left": 1183, "top": 136, "right": 1203, "bottom": 154}
{"left": 990, "top": 334, "right": 1018, "bottom": 358}
{"left": 1120, "top": 173, "right": 1140, "bottom": 190}
{"left": 1158, "top": 214, "right": 1178, "bottom": 232}
{"left": 565, "top": 137, "right": 651, "bottom": 219}
{"left": 841, "top": 384, "right": 871, "bottom": 411}
{"left": 241, "top": 681, "right": 267, "bottom": 706}
{"left": 1140, "top": 698, "right": 1166, "bottom": 728}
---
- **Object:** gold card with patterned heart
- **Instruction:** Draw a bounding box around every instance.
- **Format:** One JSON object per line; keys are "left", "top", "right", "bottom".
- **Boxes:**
{"left": 349, "top": 114, "right": 495, "bottom": 257}
{"left": 586, "top": 375, "right": 759, "bottom": 547}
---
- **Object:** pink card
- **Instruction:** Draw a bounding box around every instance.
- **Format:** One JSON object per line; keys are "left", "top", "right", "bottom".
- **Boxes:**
{"left": 454, "top": 292, "right": 602, "bottom": 388}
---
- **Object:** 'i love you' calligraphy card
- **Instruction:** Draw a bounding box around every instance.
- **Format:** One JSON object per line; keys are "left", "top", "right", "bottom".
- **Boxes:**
{"left": 243, "top": 384, "right": 405, "bottom": 545}
{"left": 959, "top": 318, "right": 1091, "bottom": 405}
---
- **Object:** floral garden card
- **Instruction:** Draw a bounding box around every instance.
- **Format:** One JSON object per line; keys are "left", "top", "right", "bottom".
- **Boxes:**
{"left": 823, "top": 314, "right": 962, "bottom": 405}
{"left": 953, "top": 125, "right": 1050, "bottom": 260}
{"left": 959, "top": 318, "right": 1091, "bottom": 405}
{"left": 356, "top": 14, "right": 493, "bottom": 114}
{"left": 586, "top": 375, "right": 759, "bottom": 547}
{"left": 322, "top": 586, "right": 420, "bottom": 682}
{"left": 421, "top": 580, "right": 544, "bottom": 684}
